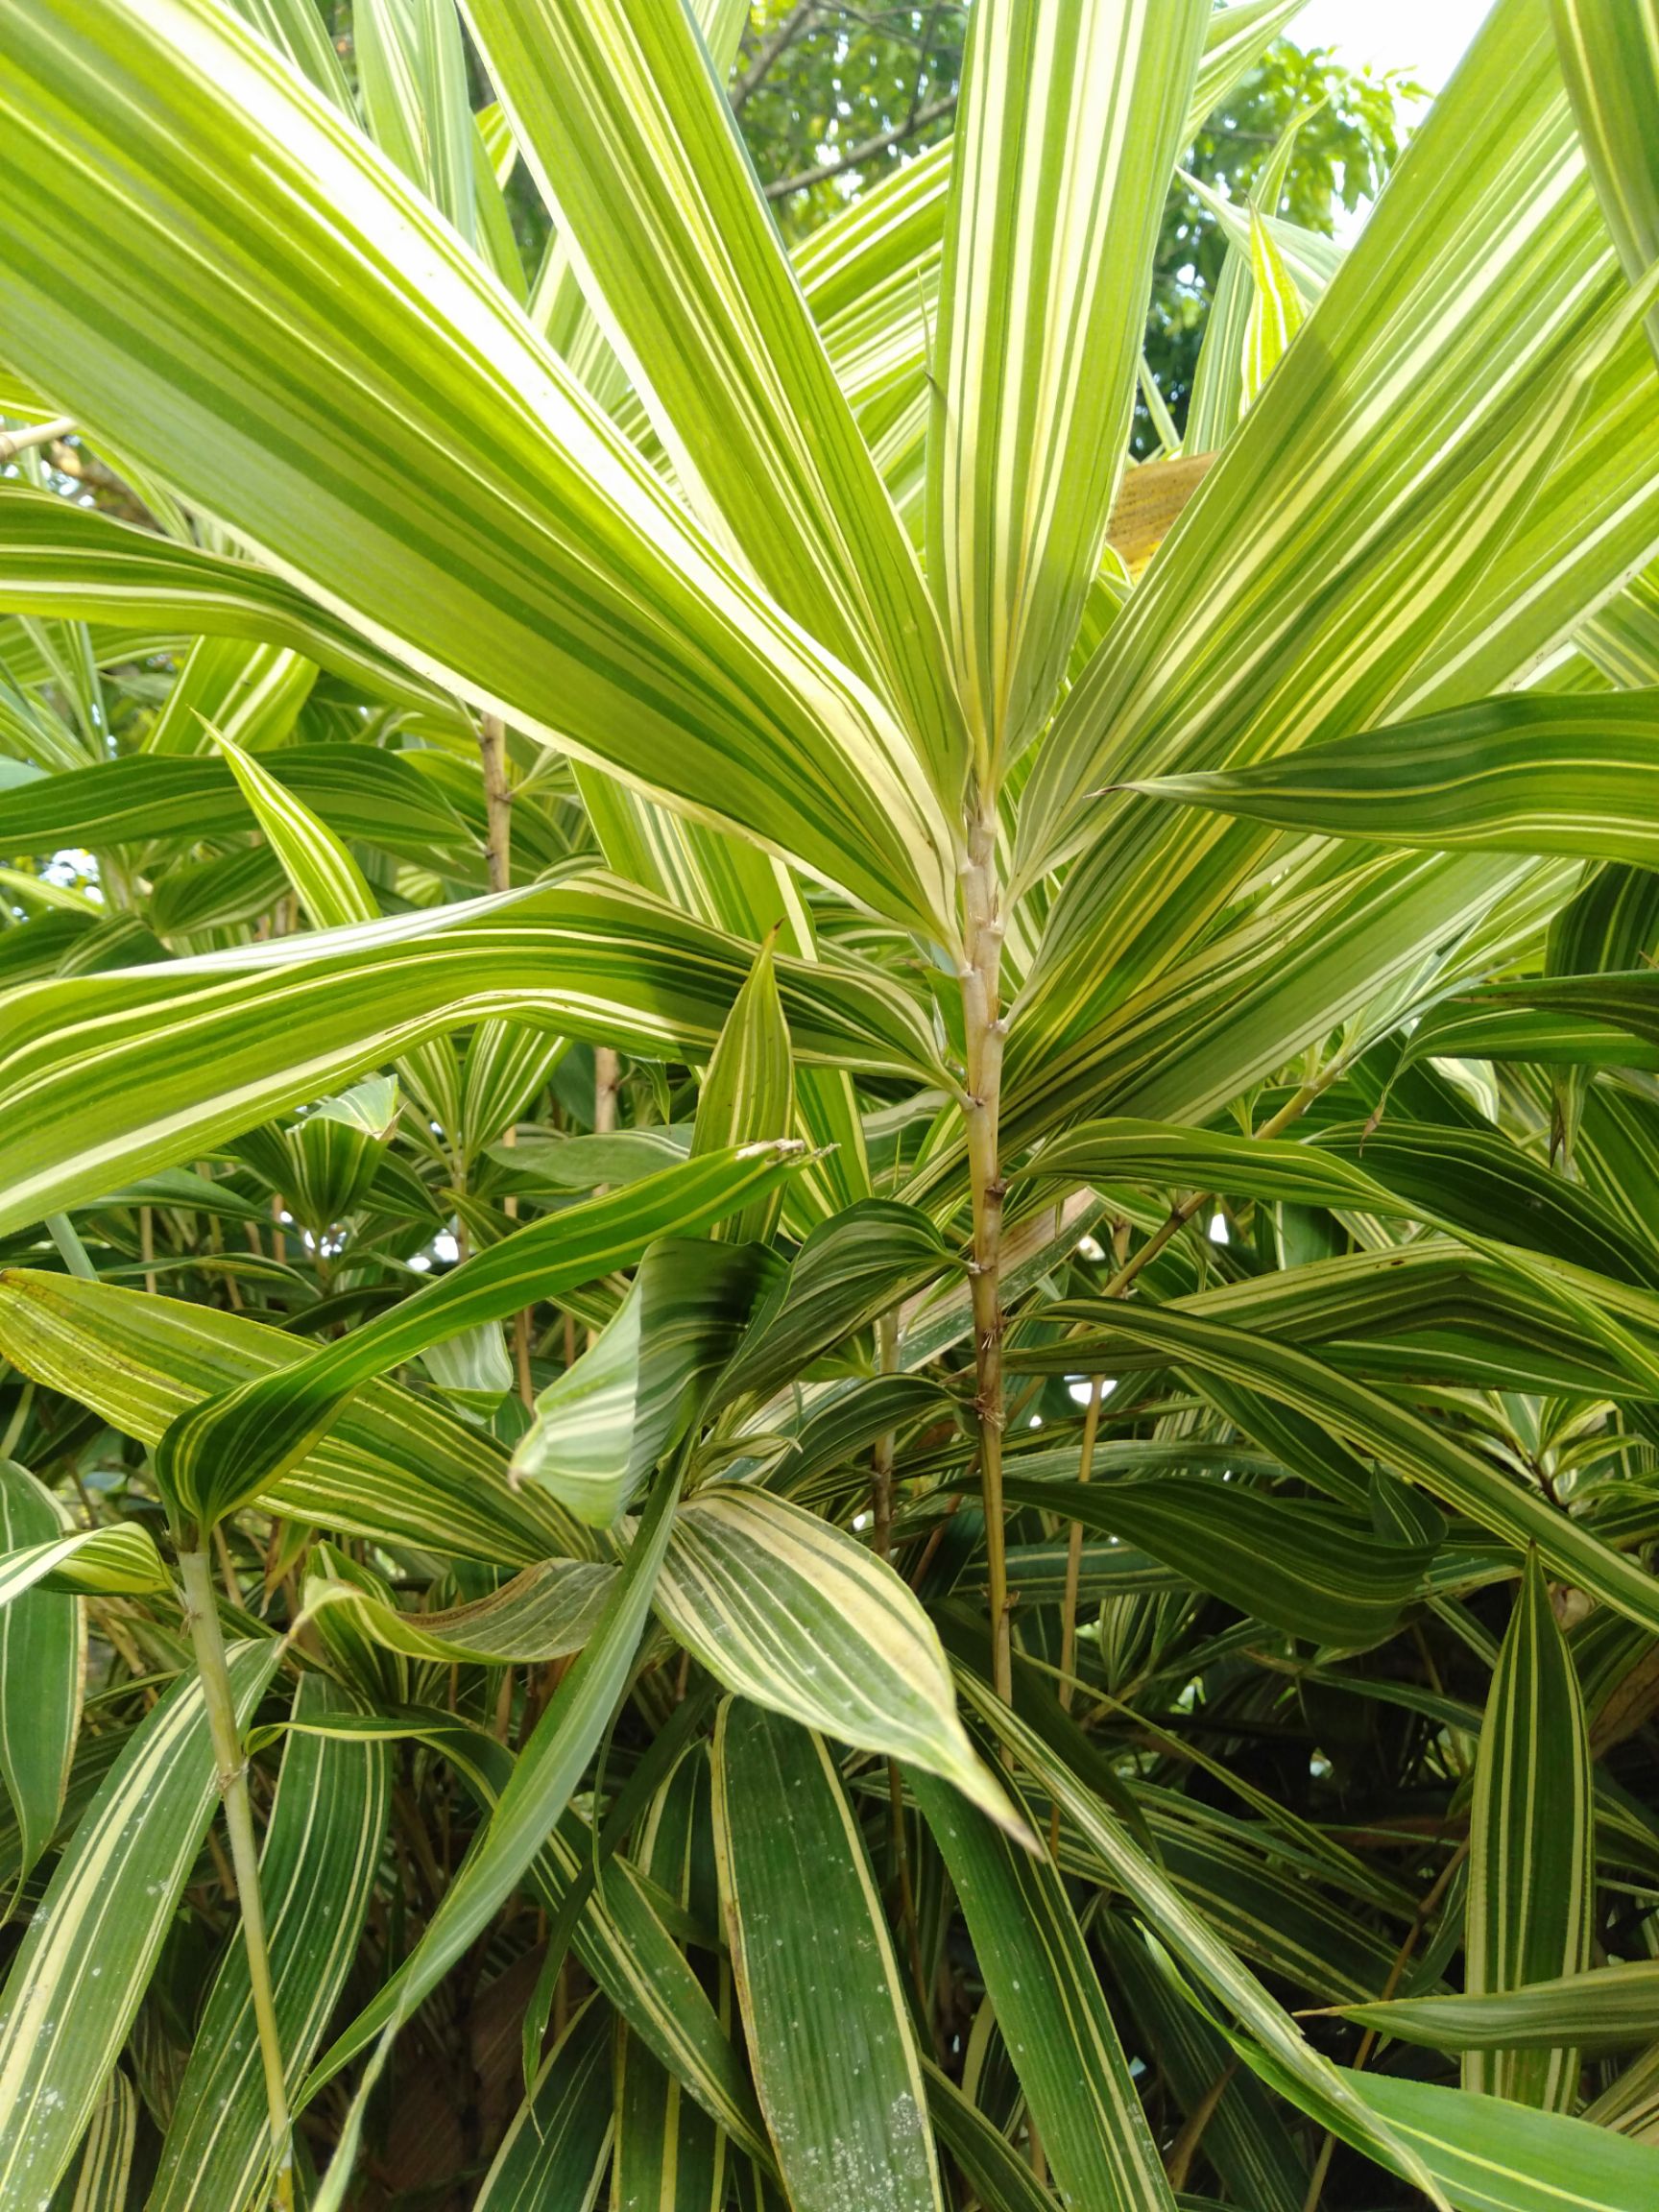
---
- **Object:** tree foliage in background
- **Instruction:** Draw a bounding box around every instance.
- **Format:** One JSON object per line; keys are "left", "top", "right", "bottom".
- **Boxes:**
{"left": 1, "top": 3, "right": 1659, "bottom": 2211}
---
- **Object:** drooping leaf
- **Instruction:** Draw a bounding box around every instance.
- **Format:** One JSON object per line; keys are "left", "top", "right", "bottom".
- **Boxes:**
{"left": 712, "top": 1701, "right": 946, "bottom": 2212}
{"left": 156, "top": 1144, "right": 805, "bottom": 1534}
{"left": 513, "top": 1240, "right": 773, "bottom": 1528}
{"left": 914, "top": 1766, "right": 1174, "bottom": 2212}
{"left": 0, "top": 1641, "right": 283, "bottom": 2208}
{"left": 0, "top": 1459, "right": 82, "bottom": 1906}
{"left": 473, "top": 1996, "right": 613, "bottom": 2212}
{"left": 148, "top": 1672, "right": 389, "bottom": 2212}
{"left": 658, "top": 1484, "right": 1022, "bottom": 1835}
{"left": 1464, "top": 1551, "right": 1595, "bottom": 2108}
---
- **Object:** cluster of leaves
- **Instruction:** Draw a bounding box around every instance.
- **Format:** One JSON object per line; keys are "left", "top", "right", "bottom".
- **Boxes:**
{"left": 2, "top": 3, "right": 1659, "bottom": 2212}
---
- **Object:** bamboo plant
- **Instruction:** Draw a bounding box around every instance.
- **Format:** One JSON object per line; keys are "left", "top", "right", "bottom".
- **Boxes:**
{"left": 5, "top": 0, "right": 1659, "bottom": 2205}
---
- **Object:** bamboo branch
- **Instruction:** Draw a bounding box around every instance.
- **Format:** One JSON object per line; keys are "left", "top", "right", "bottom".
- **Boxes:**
{"left": 178, "top": 1547, "right": 293, "bottom": 2211}
{"left": 0, "top": 415, "right": 74, "bottom": 463}
{"left": 959, "top": 799, "right": 1011, "bottom": 1706}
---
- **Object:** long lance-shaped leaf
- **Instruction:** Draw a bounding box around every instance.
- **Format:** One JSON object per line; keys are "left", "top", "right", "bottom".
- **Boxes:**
{"left": 1016, "top": 1301, "right": 1659, "bottom": 1636}
{"left": 1337, "top": 1960, "right": 1659, "bottom": 2058}
{"left": 206, "top": 726, "right": 469, "bottom": 1152}
{"left": 513, "top": 1240, "right": 773, "bottom": 1529}
{"left": 461, "top": 0, "right": 969, "bottom": 811}
{"left": 1419, "top": 972, "right": 1659, "bottom": 1062}
{"left": 613, "top": 1746, "right": 725, "bottom": 2212}
{"left": 0, "top": 1640, "right": 282, "bottom": 2207}
{"left": 223, "top": 0, "right": 352, "bottom": 108}
{"left": 474, "top": 1996, "right": 613, "bottom": 2212}
{"left": 1465, "top": 1551, "right": 1595, "bottom": 2109}
{"left": 1035, "top": 1240, "right": 1659, "bottom": 1405}
{"left": 913, "top": 1767, "right": 1175, "bottom": 2212}
{"left": 306, "top": 1466, "right": 681, "bottom": 2102}
{"left": 926, "top": 0, "right": 1209, "bottom": 775}
{"left": 1552, "top": 0, "right": 1659, "bottom": 360}
{"left": 0, "top": 879, "right": 937, "bottom": 1233}
{"left": 922, "top": 2064, "right": 1062, "bottom": 2212}
{"left": 1127, "top": 691, "right": 1659, "bottom": 869}
{"left": 0, "top": 1271, "right": 582, "bottom": 1567}
{"left": 1015, "top": 0, "right": 1647, "bottom": 1048}
{"left": 690, "top": 937, "right": 794, "bottom": 1245}
{"left": 1024, "top": 1114, "right": 1659, "bottom": 1286}
{"left": 156, "top": 1143, "right": 805, "bottom": 1533}
{"left": 0, "top": 0, "right": 957, "bottom": 933}
{"left": 0, "top": 1517, "right": 167, "bottom": 1606}
{"left": 0, "top": 1460, "right": 82, "bottom": 1906}
{"left": 1336, "top": 2069, "right": 1659, "bottom": 2212}
{"left": 52, "top": 2069, "right": 136, "bottom": 2212}
{"left": 306, "top": 1556, "right": 616, "bottom": 1667}
{"left": 144, "top": 636, "right": 315, "bottom": 757}
{"left": 784, "top": 0, "right": 1305, "bottom": 340}
{"left": 712, "top": 1701, "right": 946, "bottom": 2212}
{"left": 148, "top": 1672, "right": 389, "bottom": 2212}
{"left": 956, "top": 1675, "right": 1446, "bottom": 2204}
{"left": 213, "top": 730, "right": 377, "bottom": 926}
{"left": 657, "top": 1486, "right": 1023, "bottom": 1835}
{"left": 259, "top": 1701, "right": 769, "bottom": 2160}
{"left": 0, "top": 487, "right": 454, "bottom": 717}
{"left": 992, "top": 1473, "right": 1431, "bottom": 1647}
{"left": 356, "top": 0, "right": 477, "bottom": 245}
{"left": 0, "top": 745, "right": 475, "bottom": 861}
{"left": 1022, "top": 0, "right": 1636, "bottom": 872}
{"left": 1098, "top": 1910, "right": 1309, "bottom": 2212}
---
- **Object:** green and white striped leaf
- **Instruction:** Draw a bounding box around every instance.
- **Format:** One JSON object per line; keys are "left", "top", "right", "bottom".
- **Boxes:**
{"left": 512, "top": 1240, "right": 773, "bottom": 1528}
{"left": 1339, "top": 1960, "right": 1659, "bottom": 2057}
{"left": 0, "top": 1639, "right": 282, "bottom": 2208}
{"left": 658, "top": 1484, "right": 1023, "bottom": 1836}
{"left": 307, "top": 1467, "right": 681, "bottom": 2100}
{"left": 304, "top": 1555, "right": 615, "bottom": 1666}
{"left": 0, "top": 879, "right": 935, "bottom": 1234}
{"left": 0, "top": 1460, "right": 82, "bottom": 1906}
{"left": 1020, "top": 0, "right": 1640, "bottom": 878}
{"left": 212, "top": 728, "right": 377, "bottom": 927}
{"left": 1552, "top": 0, "right": 1659, "bottom": 356}
{"left": 690, "top": 937, "right": 794, "bottom": 1244}
{"left": 0, "top": 743, "right": 474, "bottom": 863}
{"left": 922, "top": 2064, "right": 1062, "bottom": 2212}
{"left": 1345, "top": 2069, "right": 1659, "bottom": 2212}
{"left": 356, "top": 0, "right": 478, "bottom": 245}
{"left": 0, "top": 1516, "right": 167, "bottom": 1605}
{"left": 926, "top": 0, "right": 1210, "bottom": 772}
{"left": 1017, "top": 1300, "right": 1659, "bottom": 1638}
{"left": 0, "top": 1270, "right": 578, "bottom": 1566}
{"left": 1025, "top": 1113, "right": 1659, "bottom": 1286}
{"left": 49, "top": 2069, "right": 136, "bottom": 2212}
{"left": 143, "top": 635, "right": 316, "bottom": 757}
{"left": 613, "top": 1746, "right": 725, "bottom": 2212}
{"left": 1127, "top": 691, "right": 1659, "bottom": 868}
{"left": 913, "top": 1766, "right": 1175, "bottom": 2212}
{"left": 712, "top": 1701, "right": 945, "bottom": 2212}
{"left": 1240, "top": 201, "right": 1307, "bottom": 410}
{"left": 0, "top": 0, "right": 957, "bottom": 932}
{"left": 957, "top": 1679, "right": 1445, "bottom": 2203}
{"left": 475, "top": 1995, "right": 613, "bottom": 2212}
{"left": 711, "top": 1200, "right": 954, "bottom": 1412}
{"left": 461, "top": 0, "right": 970, "bottom": 808}
{"left": 148, "top": 1671, "right": 389, "bottom": 2212}
{"left": 1465, "top": 1551, "right": 1595, "bottom": 2108}
{"left": 0, "top": 487, "right": 453, "bottom": 717}
{"left": 991, "top": 1472, "right": 1432, "bottom": 1647}
{"left": 156, "top": 1143, "right": 804, "bottom": 1531}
